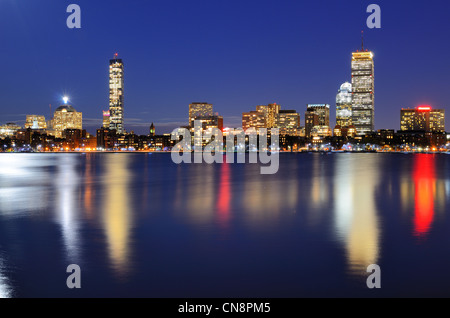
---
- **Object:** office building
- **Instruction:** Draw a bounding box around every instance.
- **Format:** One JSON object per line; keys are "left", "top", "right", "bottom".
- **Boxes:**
{"left": 336, "top": 82, "right": 353, "bottom": 127}
{"left": 400, "top": 106, "right": 445, "bottom": 132}
{"left": 242, "top": 111, "right": 266, "bottom": 131}
{"left": 0, "top": 123, "right": 21, "bottom": 138}
{"left": 189, "top": 103, "right": 213, "bottom": 128}
{"left": 25, "top": 115, "right": 47, "bottom": 130}
{"left": 275, "top": 110, "right": 301, "bottom": 136}
{"left": 351, "top": 41, "right": 375, "bottom": 135}
{"left": 242, "top": 103, "right": 283, "bottom": 132}
{"left": 103, "top": 110, "right": 110, "bottom": 128}
{"left": 305, "top": 104, "right": 330, "bottom": 138}
{"left": 50, "top": 105, "right": 82, "bottom": 138}
{"left": 109, "top": 54, "right": 124, "bottom": 134}
{"left": 256, "top": 103, "right": 281, "bottom": 128}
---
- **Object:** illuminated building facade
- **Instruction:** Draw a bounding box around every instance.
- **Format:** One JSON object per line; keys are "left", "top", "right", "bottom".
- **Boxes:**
{"left": 242, "top": 103, "right": 283, "bottom": 131}
{"left": 334, "top": 125, "right": 357, "bottom": 138}
{"left": 275, "top": 110, "right": 301, "bottom": 136}
{"left": 336, "top": 82, "right": 352, "bottom": 127}
{"left": 256, "top": 103, "right": 281, "bottom": 128}
{"left": 305, "top": 104, "right": 330, "bottom": 138}
{"left": 242, "top": 111, "right": 266, "bottom": 131}
{"left": 190, "top": 115, "right": 223, "bottom": 132}
{"left": 189, "top": 103, "right": 213, "bottom": 128}
{"left": 311, "top": 126, "right": 332, "bottom": 138}
{"left": 109, "top": 55, "right": 124, "bottom": 134}
{"left": 25, "top": 115, "right": 47, "bottom": 130}
{"left": 51, "top": 105, "right": 82, "bottom": 138}
{"left": 400, "top": 106, "right": 445, "bottom": 132}
{"left": 103, "top": 110, "right": 110, "bottom": 128}
{"left": 0, "top": 123, "right": 21, "bottom": 138}
{"left": 351, "top": 48, "right": 374, "bottom": 135}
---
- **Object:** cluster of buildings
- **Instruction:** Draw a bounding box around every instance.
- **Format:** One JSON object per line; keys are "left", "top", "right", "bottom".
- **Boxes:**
{"left": 0, "top": 41, "right": 448, "bottom": 152}
{"left": 239, "top": 42, "right": 447, "bottom": 150}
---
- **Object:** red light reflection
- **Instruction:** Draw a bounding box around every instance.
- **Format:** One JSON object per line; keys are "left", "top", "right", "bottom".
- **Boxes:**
{"left": 413, "top": 154, "right": 435, "bottom": 237}
{"left": 216, "top": 163, "right": 231, "bottom": 227}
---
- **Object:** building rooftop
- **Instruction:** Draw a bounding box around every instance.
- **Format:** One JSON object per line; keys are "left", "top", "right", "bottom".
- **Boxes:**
{"left": 55, "top": 105, "right": 77, "bottom": 113}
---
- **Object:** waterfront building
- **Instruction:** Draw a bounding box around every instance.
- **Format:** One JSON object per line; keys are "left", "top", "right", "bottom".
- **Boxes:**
{"left": 400, "top": 106, "right": 445, "bottom": 132}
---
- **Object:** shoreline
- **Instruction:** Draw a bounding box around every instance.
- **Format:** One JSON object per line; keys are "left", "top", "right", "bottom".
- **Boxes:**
{"left": 1, "top": 150, "right": 449, "bottom": 155}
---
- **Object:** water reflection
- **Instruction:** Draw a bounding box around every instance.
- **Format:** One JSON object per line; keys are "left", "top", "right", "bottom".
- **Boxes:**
{"left": 83, "top": 154, "right": 94, "bottom": 220}
{"left": 178, "top": 164, "right": 216, "bottom": 224}
{"left": 0, "top": 252, "right": 11, "bottom": 298}
{"left": 333, "top": 155, "right": 380, "bottom": 277}
{"left": 413, "top": 155, "right": 436, "bottom": 238}
{"left": 0, "top": 154, "right": 52, "bottom": 216}
{"left": 216, "top": 163, "right": 231, "bottom": 227}
{"left": 102, "top": 154, "right": 133, "bottom": 278}
{"left": 55, "top": 154, "right": 81, "bottom": 263}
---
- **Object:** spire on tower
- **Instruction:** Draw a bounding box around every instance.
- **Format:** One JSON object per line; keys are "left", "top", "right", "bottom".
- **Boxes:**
{"left": 361, "top": 30, "right": 364, "bottom": 51}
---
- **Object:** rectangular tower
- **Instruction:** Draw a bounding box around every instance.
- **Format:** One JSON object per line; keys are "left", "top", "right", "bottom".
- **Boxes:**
{"left": 351, "top": 50, "right": 374, "bottom": 135}
{"left": 109, "top": 54, "right": 124, "bottom": 134}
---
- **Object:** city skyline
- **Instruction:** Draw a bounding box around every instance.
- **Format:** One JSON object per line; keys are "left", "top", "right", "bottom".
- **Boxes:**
{"left": 0, "top": 45, "right": 446, "bottom": 140}
{"left": 0, "top": 1, "right": 449, "bottom": 135}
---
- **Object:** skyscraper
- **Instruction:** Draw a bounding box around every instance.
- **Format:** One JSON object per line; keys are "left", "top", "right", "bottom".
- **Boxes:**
{"left": 336, "top": 82, "right": 352, "bottom": 127}
{"left": 109, "top": 54, "right": 124, "bottom": 134}
{"left": 351, "top": 37, "right": 374, "bottom": 135}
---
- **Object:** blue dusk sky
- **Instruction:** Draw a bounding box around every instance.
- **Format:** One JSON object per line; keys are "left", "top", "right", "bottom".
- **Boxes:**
{"left": 0, "top": 0, "right": 449, "bottom": 135}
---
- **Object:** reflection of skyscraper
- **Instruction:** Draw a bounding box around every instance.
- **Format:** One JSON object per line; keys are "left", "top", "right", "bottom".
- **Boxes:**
{"left": 0, "top": 255, "right": 12, "bottom": 298}
{"left": 351, "top": 41, "right": 374, "bottom": 135}
{"left": 336, "top": 82, "right": 352, "bottom": 127}
{"left": 333, "top": 155, "right": 380, "bottom": 276}
{"left": 109, "top": 54, "right": 124, "bottom": 134}
{"left": 102, "top": 154, "right": 133, "bottom": 277}
{"left": 55, "top": 154, "right": 81, "bottom": 263}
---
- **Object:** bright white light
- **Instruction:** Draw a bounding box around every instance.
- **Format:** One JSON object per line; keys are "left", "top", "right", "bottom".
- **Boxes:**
{"left": 63, "top": 96, "right": 69, "bottom": 104}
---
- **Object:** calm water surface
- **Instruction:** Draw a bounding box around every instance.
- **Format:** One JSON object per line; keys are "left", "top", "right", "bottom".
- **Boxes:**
{"left": 0, "top": 152, "right": 450, "bottom": 297}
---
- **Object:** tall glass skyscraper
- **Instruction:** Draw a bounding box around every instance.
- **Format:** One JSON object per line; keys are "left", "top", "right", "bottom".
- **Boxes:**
{"left": 351, "top": 47, "right": 374, "bottom": 135}
{"left": 109, "top": 54, "right": 124, "bottom": 134}
{"left": 336, "top": 82, "right": 352, "bottom": 127}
